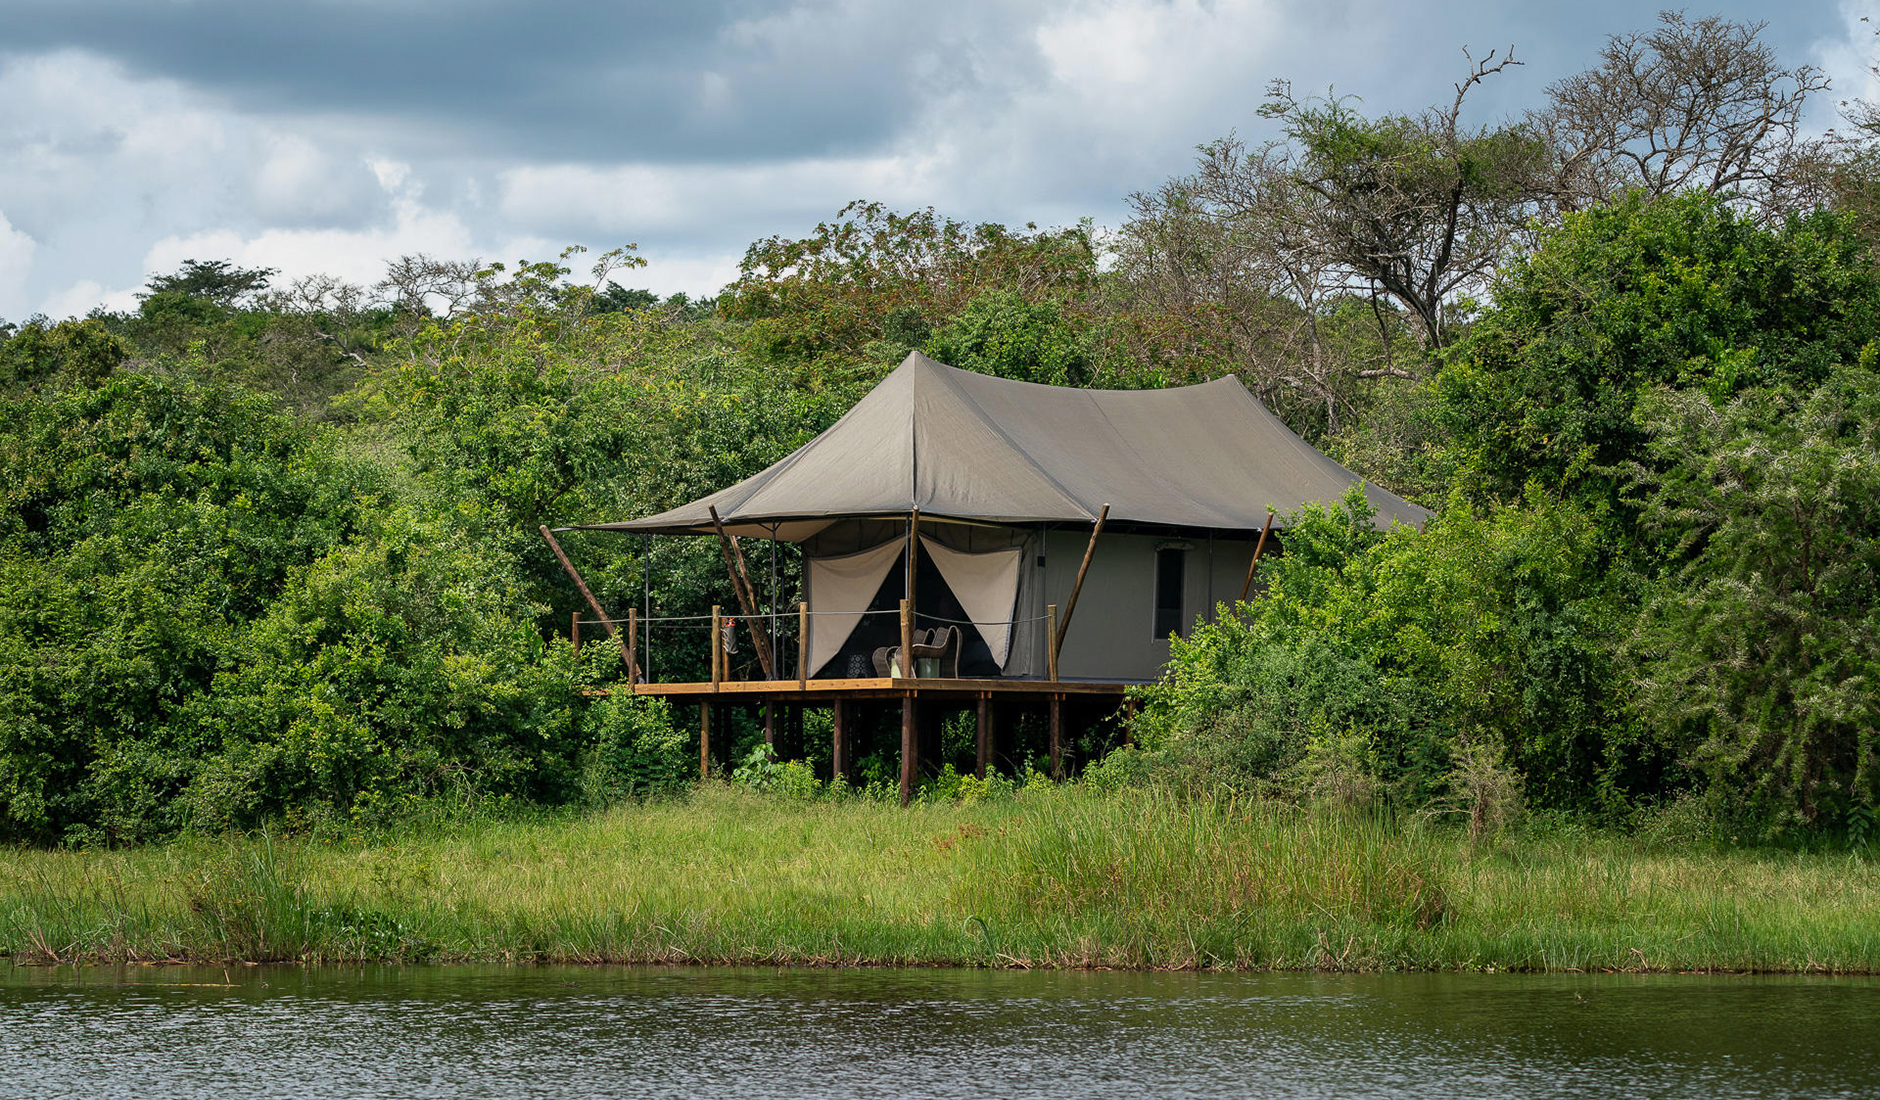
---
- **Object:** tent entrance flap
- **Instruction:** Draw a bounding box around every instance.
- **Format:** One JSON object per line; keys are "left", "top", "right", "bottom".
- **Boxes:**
{"left": 807, "top": 542, "right": 1005, "bottom": 679}
{"left": 918, "top": 536, "right": 1022, "bottom": 667}
{"left": 805, "top": 539, "right": 902, "bottom": 676}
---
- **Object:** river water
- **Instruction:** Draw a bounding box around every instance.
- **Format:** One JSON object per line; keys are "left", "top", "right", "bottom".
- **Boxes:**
{"left": 1, "top": 965, "right": 1874, "bottom": 1099}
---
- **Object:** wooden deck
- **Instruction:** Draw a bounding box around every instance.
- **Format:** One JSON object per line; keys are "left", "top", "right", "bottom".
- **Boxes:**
{"left": 630, "top": 677, "right": 1132, "bottom": 700}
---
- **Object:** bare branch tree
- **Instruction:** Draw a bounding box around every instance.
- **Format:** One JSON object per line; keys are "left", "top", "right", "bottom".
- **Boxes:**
{"left": 1535, "top": 12, "right": 1829, "bottom": 214}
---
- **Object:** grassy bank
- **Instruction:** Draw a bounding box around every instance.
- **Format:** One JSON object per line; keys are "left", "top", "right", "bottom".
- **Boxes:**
{"left": 5, "top": 786, "right": 1879, "bottom": 972}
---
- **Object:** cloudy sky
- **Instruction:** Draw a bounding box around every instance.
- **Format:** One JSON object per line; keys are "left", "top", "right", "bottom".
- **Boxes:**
{"left": 0, "top": 0, "right": 1873, "bottom": 321}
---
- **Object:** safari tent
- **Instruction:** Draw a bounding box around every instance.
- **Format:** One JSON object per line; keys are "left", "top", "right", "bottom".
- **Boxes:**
{"left": 572, "top": 351, "right": 1427, "bottom": 685}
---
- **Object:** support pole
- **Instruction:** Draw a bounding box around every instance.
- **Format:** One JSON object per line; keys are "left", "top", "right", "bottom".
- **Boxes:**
{"left": 540, "top": 525, "right": 636, "bottom": 677}
{"left": 900, "top": 692, "right": 917, "bottom": 806}
{"left": 764, "top": 699, "right": 776, "bottom": 758}
{"left": 1049, "top": 694, "right": 1064, "bottom": 781}
{"left": 1045, "top": 603, "right": 1060, "bottom": 682}
{"left": 707, "top": 506, "right": 777, "bottom": 680}
{"left": 711, "top": 604, "right": 723, "bottom": 690}
{"left": 798, "top": 602, "right": 809, "bottom": 688}
{"left": 626, "top": 608, "right": 638, "bottom": 686}
{"left": 1053, "top": 503, "right": 1109, "bottom": 658}
{"left": 1237, "top": 511, "right": 1277, "bottom": 602}
{"left": 699, "top": 701, "right": 712, "bottom": 779}
{"left": 904, "top": 508, "right": 920, "bottom": 660}
{"left": 642, "top": 533, "right": 652, "bottom": 683}
{"left": 976, "top": 694, "right": 992, "bottom": 779}
{"left": 571, "top": 611, "right": 581, "bottom": 658}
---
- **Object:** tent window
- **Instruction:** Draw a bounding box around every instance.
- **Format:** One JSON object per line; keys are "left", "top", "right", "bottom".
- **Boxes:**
{"left": 1153, "top": 547, "right": 1185, "bottom": 640}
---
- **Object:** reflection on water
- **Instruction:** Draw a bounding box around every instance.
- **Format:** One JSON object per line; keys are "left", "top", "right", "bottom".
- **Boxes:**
{"left": 1, "top": 965, "right": 1874, "bottom": 1099}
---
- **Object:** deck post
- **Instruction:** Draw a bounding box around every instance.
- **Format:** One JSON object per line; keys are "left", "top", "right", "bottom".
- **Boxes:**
{"left": 797, "top": 602, "right": 809, "bottom": 688}
{"left": 899, "top": 598, "right": 913, "bottom": 678}
{"left": 900, "top": 692, "right": 917, "bottom": 806}
{"left": 764, "top": 698, "right": 776, "bottom": 758}
{"left": 572, "top": 611, "right": 581, "bottom": 658}
{"left": 1045, "top": 604, "right": 1060, "bottom": 682}
{"left": 711, "top": 604, "right": 722, "bottom": 690}
{"left": 976, "top": 693, "right": 992, "bottom": 779}
{"left": 1049, "top": 693, "right": 1063, "bottom": 781}
{"left": 626, "top": 608, "right": 638, "bottom": 686}
{"left": 699, "top": 701, "right": 711, "bottom": 779}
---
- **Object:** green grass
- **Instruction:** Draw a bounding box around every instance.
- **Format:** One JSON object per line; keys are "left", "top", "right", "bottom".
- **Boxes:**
{"left": 5, "top": 785, "right": 1880, "bottom": 971}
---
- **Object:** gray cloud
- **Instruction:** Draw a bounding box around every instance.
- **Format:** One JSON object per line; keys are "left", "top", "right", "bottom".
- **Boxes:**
{"left": 0, "top": 0, "right": 1009, "bottom": 162}
{"left": 0, "top": 0, "right": 1859, "bottom": 320}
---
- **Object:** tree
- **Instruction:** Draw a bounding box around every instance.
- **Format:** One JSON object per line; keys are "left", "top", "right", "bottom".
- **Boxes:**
{"left": 140, "top": 259, "right": 277, "bottom": 308}
{"left": 1534, "top": 12, "right": 1829, "bottom": 216}
{"left": 0, "top": 318, "right": 128, "bottom": 393}
{"left": 1631, "top": 367, "right": 1880, "bottom": 830}
{"left": 924, "top": 290, "right": 1093, "bottom": 387}
{"left": 1229, "top": 53, "right": 1546, "bottom": 351}
{"left": 1112, "top": 169, "right": 1424, "bottom": 432}
{"left": 721, "top": 202, "right": 1099, "bottom": 375}
{"left": 1436, "top": 193, "right": 1880, "bottom": 518}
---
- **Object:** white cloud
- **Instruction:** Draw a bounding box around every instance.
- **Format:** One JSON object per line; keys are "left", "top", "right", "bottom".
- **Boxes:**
{"left": 0, "top": 209, "right": 36, "bottom": 319}
{"left": 39, "top": 278, "right": 138, "bottom": 321}
{"left": 144, "top": 173, "right": 482, "bottom": 291}
{"left": 1818, "top": 1, "right": 1880, "bottom": 126}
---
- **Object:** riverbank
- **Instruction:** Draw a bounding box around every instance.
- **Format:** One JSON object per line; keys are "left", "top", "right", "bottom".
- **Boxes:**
{"left": 5, "top": 786, "right": 1878, "bottom": 971}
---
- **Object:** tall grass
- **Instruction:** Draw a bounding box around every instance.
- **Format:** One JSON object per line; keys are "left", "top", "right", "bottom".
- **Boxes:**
{"left": 5, "top": 785, "right": 1880, "bottom": 971}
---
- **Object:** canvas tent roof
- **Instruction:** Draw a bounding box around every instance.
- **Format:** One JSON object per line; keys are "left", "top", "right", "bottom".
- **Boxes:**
{"left": 578, "top": 352, "right": 1428, "bottom": 539}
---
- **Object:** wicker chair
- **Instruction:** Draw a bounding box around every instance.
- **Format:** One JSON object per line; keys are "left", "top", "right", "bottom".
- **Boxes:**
{"left": 871, "top": 627, "right": 961, "bottom": 678}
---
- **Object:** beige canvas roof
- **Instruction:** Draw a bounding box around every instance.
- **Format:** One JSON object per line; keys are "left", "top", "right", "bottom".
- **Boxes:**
{"left": 579, "top": 351, "right": 1428, "bottom": 539}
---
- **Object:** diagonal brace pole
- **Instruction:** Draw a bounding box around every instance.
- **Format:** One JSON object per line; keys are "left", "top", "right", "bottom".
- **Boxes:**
{"left": 540, "top": 525, "right": 639, "bottom": 680}
{"left": 708, "top": 505, "right": 777, "bottom": 680}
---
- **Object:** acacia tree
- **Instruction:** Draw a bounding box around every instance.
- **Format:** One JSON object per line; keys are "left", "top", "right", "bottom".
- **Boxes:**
{"left": 1533, "top": 12, "right": 1829, "bottom": 217}
{"left": 1127, "top": 50, "right": 1542, "bottom": 373}
{"left": 1243, "top": 52, "right": 1545, "bottom": 352}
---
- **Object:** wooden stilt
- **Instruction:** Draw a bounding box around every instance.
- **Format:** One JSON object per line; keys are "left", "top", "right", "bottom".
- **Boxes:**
{"left": 832, "top": 700, "right": 849, "bottom": 782}
{"left": 1049, "top": 693, "right": 1063, "bottom": 781}
{"left": 976, "top": 693, "right": 991, "bottom": 779}
{"left": 764, "top": 698, "right": 776, "bottom": 759}
{"left": 572, "top": 611, "right": 581, "bottom": 657}
{"left": 900, "top": 692, "right": 917, "bottom": 806}
{"left": 699, "top": 701, "right": 712, "bottom": 779}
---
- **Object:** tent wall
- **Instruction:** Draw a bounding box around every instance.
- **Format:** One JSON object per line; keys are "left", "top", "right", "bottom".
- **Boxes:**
{"left": 1038, "top": 529, "right": 1260, "bottom": 682}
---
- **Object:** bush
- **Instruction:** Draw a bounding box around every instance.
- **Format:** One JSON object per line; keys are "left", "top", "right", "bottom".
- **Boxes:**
{"left": 1134, "top": 487, "right": 1645, "bottom": 817}
{"left": 580, "top": 693, "right": 690, "bottom": 803}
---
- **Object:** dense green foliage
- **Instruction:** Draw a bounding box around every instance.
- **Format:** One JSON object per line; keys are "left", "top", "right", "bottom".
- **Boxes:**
{"left": 6, "top": 14, "right": 1880, "bottom": 847}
